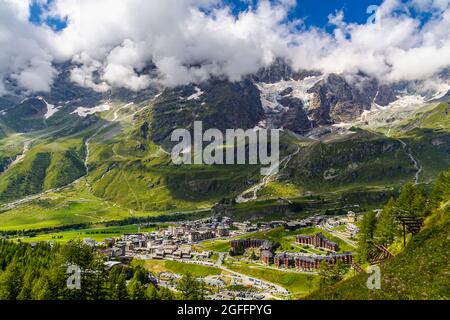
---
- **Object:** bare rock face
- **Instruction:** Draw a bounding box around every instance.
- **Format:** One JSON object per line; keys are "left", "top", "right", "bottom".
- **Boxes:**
{"left": 253, "top": 58, "right": 321, "bottom": 83}
{"left": 148, "top": 78, "right": 265, "bottom": 145}
{"left": 279, "top": 96, "right": 312, "bottom": 133}
{"left": 375, "top": 84, "right": 398, "bottom": 106}
{"left": 307, "top": 73, "right": 389, "bottom": 124}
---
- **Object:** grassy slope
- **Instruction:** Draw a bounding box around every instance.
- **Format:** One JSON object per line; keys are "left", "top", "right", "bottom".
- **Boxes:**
{"left": 258, "top": 103, "right": 450, "bottom": 199}
{"left": 16, "top": 224, "right": 158, "bottom": 243}
{"left": 0, "top": 181, "right": 138, "bottom": 231}
{"left": 307, "top": 206, "right": 450, "bottom": 300}
{"left": 396, "top": 103, "right": 450, "bottom": 184}
{"left": 0, "top": 129, "right": 25, "bottom": 172}
{"left": 0, "top": 136, "right": 86, "bottom": 202}
{"left": 141, "top": 260, "right": 223, "bottom": 277}
{"left": 87, "top": 123, "right": 261, "bottom": 211}
{"left": 287, "top": 131, "right": 415, "bottom": 191}
{"left": 0, "top": 102, "right": 447, "bottom": 232}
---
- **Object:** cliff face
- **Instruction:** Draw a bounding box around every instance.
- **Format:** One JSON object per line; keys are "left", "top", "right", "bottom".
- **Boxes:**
{"left": 279, "top": 97, "right": 312, "bottom": 133}
{"left": 307, "top": 74, "right": 386, "bottom": 124}
{"left": 147, "top": 78, "right": 265, "bottom": 145}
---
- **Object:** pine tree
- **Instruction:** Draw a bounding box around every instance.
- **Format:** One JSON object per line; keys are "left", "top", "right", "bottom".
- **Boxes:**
{"left": 0, "top": 260, "right": 23, "bottom": 300}
{"left": 17, "top": 267, "right": 35, "bottom": 300}
{"left": 318, "top": 261, "right": 348, "bottom": 288}
{"left": 127, "top": 276, "right": 146, "bottom": 300}
{"left": 158, "top": 286, "right": 174, "bottom": 300}
{"left": 177, "top": 273, "right": 205, "bottom": 300}
{"left": 375, "top": 199, "right": 397, "bottom": 246}
{"left": 31, "top": 273, "right": 53, "bottom": 300}
{"left": 394, "top": 183, "right": 428, "bottom": 217}
{"left": 357, "top": 211, "right": 377, "bottom": 263}
{"left": 429, "top": 169, "right": 450, "bottom": 209}
{"left": 107, "top": 268, "right": 128, "bottom": 300}
{"left": 146, "top": 283, "right": 159, "bottom": 300}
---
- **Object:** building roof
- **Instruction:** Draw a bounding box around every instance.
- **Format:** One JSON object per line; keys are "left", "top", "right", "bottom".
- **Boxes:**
{"left": 261, "top": 250, "right": 274, "bottom": 258}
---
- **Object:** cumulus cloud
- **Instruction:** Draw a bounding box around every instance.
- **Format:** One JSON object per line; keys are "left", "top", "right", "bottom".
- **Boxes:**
{"left": 46, "top": 0, "right": 294, "bottom": 88}
{"left": 0, "top": 0, "right": 450, "bottom": 95}
{"left": 0, "top": 0, "right": 56, "bottom": 95}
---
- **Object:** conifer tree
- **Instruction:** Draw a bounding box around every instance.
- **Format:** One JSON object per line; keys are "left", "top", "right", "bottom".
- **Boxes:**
{"left": 375, "top": 199, "right": 397, "bottom": 246}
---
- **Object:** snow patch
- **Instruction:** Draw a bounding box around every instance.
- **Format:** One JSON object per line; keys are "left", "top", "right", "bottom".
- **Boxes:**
{"left": 387, "top": 95, "right": 425, "bottom": 109}
{"left": 253, "top": 120, "right": 268, "bottom": 131}
{"left": 37, "top": 96, "right": 62, "bottom": 120}
{"left": 187, "top": 87, "right": 204, "bottom": 101}
{"left": 256, "top": 76, "right": 323, "bottom": 113}
{"left": 427, "top": 84, "right": 450, "bottom": 101}
{"left": 71, "top": 104, "right": 111, "bottom": 118}
{"left": 361, "top": 95, "right": 426, "bottom": 123}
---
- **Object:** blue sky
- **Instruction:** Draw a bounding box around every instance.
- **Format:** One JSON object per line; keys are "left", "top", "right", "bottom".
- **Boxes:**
{"left": 29, "top": 0, "right": 67, "bottom": 30}
{"left": 29, "top": 0, "right": 384, "bottom": 31}
{"left": 225, "top": 0, "right": 383, "bottom": 27}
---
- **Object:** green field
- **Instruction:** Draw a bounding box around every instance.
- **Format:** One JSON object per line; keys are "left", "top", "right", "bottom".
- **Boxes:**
{"left": 16, "top": 224, "right": 160, "bottom": 243}
{"left": 141, "top": 260, "right": 223, "bottom": 277}
{"left": 0, "top": 178, "right": 210, "bottom": 232}
{"left": 225, "top": 260, "right": 320, "bottom": 298}
{"left": 197, "top": 239, "right": 231, "bottom": 252}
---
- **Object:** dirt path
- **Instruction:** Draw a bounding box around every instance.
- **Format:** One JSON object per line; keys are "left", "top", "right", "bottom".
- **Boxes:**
{"left": 0, "top": 102, "right": 140, "bottom": 210}
{"left": 2, "top": 126, "right": 70, "bottom": 174}
{"left": 236, "top": 146, "right": 300, "bottom": 203}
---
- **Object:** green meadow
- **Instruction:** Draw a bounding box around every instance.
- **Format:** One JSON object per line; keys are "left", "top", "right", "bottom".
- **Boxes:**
{"left": 140, "top": 260, "right": 223, "bottom": 277}
{"left": 17, "top": 224, "right": 159, "bottom": 243}
{"left": 225, "top": 260, "right": 320, "bottom": 299}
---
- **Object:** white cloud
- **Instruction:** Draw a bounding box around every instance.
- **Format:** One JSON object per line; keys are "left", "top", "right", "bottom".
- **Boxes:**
{"left": 70, "top": 52, "right": 109, "bottom": 92}
{"left": 0, "top": 0, "right": 450, "bottom": 95}
{"left": 0, "top": 0, "right": 56, "bottom": 95}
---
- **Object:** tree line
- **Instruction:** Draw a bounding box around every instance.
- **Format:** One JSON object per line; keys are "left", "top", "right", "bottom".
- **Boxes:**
{"left": 0, "top": 239, "right": 205, "bottom": 300}
{"left": 316, "top": 168, "right": 449, "bottom": 288}
{"left": 357, "top": 169, "right": 449, "bottom": 262}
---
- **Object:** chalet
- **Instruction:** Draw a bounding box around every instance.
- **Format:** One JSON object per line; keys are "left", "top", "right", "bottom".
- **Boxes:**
{"left": 154, "top": 248, "right": 165, "bottom": 259}
{"left": 346, "top": 223, "right": 359, "bottom": 237}
{"left": 260, "top": 240, "right": 273, "bottom": 251}
{"left": 284, "top": 221, "right": 303, "bottom": 231}
{"left": 215, "top": 227, "right": 230, "bottom": 238}
{"left": 296, "top": 233, "right": 339, "bottom": 252}
{"left": 274, "top": 252, "right": 295, "bottom": 268}
{"left": 188, "top": 230, "right": 215, "bottom": 243}
{"left": 230, "top": 238, "right": 265, "bottom": 251}
{"left": 196, "top": 251, "right": 212, "bottom": 259}
{"left": 347, "top": 211, "right": 357, "bottom": 222}
{"left": 104, "top": 238, "right": 115, "bottom": 248}
{"left": 83, "top": 238, "right": 96, "bottom": 247}
{"left": 294, "top": 253, "right": 353, "bottom": 270}
{"left": 261, "top": 250, "right": 274, "bottom": 265}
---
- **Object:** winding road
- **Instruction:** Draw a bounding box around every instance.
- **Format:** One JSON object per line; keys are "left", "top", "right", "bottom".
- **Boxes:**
{"left": 236, "top": 146, "right": 301, "bottom": 203}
